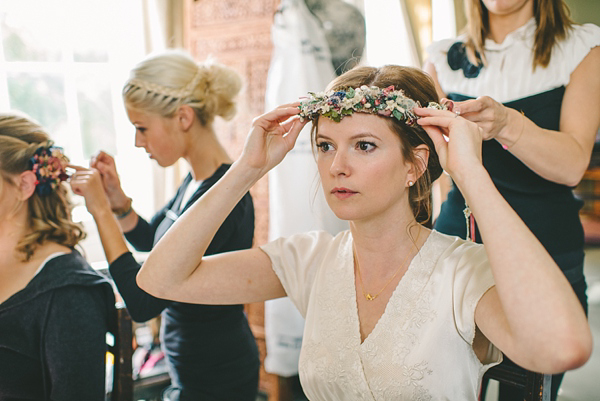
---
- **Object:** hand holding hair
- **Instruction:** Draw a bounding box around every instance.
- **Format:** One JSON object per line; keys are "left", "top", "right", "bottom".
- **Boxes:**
{"left": 89, "top": 150, "right": 130, "bottom": 210}
{"left": 415, "top": 107, "right": 484, "bottom": 183}
{"left": 451, "top": 96, "right": 523, "bottom": 143}
{"left": 68, "top": 165, "right": 113, "bottom": 217}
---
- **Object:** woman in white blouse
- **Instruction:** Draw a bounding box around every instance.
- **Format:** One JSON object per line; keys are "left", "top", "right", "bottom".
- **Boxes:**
{"left": 102, "top": 64, "right": 591, "bottom": 400}
{"left": 424, "top": 1, "right": 599, "bottom": 399}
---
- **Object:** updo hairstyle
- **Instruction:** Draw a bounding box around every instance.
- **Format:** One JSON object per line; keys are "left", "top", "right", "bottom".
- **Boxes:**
{"left": 0, "top": 113, "right": 85, "bottom": 261}
{"left": 313, "top": 65, "right": 443, "bottom": 224}
{"left": 122, "top": 50, "right": 242, "bottom": 126}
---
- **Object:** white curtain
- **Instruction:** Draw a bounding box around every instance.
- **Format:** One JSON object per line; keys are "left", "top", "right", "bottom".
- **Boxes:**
{"left": 432, "top": 0, "right": 457, "bottom": 42}
{"left": 363, "top": 0, "right": 420, "bottom": 67}
{"left": 263, "top": 0, "right": 348, "bottom": 377}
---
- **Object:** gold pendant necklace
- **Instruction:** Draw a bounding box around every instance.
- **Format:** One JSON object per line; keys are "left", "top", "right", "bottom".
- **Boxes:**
{"left": 354, "top": 226, "right": 421, "bottom": 301}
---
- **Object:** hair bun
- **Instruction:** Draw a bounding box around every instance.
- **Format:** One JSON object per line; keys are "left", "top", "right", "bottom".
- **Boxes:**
{"left": 189, "top": 62, "right": 242, "bottom": 123}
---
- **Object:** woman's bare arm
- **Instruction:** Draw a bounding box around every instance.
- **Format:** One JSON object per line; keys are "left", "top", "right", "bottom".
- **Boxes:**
{"left": 416, "top": 108, "right": 592, "bottom": 374}
{"left": 136, "top": 105, "right": 307, "bottom": 304}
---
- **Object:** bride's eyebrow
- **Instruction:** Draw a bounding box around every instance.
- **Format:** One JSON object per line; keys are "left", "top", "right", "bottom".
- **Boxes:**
{"left": 348, "top": 133, "right": 381, "bottom": 141}
{"left": 316, "top": 133, "right": 381, "bottom": 141}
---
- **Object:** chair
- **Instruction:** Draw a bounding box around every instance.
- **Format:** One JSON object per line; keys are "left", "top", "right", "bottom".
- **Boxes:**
{"left": 483, "top": 364, "right": 551, "bottom": 401}
{"left": 108, "top": 302, "right": 134, "bottom": 401}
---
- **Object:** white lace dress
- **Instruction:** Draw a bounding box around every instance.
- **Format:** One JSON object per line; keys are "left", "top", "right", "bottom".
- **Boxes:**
{"left": 261, "top": 230, "right": 502, "bottom": 401}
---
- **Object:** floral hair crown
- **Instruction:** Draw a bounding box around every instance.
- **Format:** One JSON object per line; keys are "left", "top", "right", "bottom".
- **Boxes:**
{"left": 298, "top": 85, "right": 446, "bottom": 124}
{"left": 29, "top": 146, "right": 70, "bottom": 196}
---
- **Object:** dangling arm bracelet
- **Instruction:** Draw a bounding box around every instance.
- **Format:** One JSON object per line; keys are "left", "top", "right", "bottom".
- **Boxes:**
{"left": 112, "top": 197, "right": 133, "bottom": 219}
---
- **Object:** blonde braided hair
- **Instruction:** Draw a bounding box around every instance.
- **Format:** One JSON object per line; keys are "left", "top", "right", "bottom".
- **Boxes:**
{"left": 123, "top": 50, "right": 242, "bottom": 126}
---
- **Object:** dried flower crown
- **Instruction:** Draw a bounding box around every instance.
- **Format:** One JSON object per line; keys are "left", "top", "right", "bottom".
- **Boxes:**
{"left": 29, "top": 146, "right": 69, "bottom": 196}
{"left": 298, "top": 85, "right": 446, "bottom": 124}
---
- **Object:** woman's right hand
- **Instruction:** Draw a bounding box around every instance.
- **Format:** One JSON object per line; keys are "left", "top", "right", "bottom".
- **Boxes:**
{"left": 239, "top": 104, "right": 308, "bottom": 178}
{"left": 415, "top": 107, "right": 486, "bottom": 183}
{"left": 89, "top": 151, "right": 130, "bottom": 211}
{"left": 69, "top": 166, "right": 112, "bottom": 217}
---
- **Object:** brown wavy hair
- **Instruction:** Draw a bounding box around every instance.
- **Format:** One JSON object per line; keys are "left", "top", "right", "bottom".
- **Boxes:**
{"left": 0, "top": 113, "right": 85, "bottom": 261}
{"left": 464, "top": 0, "right": 574, "bottom": 70}
{"left": 311, "top": 65, "right": 443, "bottom": 225}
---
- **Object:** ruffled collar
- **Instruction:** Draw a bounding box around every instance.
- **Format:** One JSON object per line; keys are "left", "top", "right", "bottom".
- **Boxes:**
{"left": 484, "top": 17, "right": 535, "bottom": 52}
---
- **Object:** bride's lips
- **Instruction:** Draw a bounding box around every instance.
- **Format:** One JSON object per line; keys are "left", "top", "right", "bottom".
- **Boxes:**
{"left": 331, "top": 187, "right": 358, "bottom": 200}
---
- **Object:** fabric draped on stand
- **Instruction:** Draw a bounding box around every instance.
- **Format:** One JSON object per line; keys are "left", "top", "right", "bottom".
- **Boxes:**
{"left": 263, "top": 0, "right": 351, "bottom": 377}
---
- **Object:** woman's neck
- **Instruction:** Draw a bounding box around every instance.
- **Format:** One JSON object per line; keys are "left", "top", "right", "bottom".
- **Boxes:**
{"left": 349, "top": 205, "right": 423, "bottom": 262}
{"left": 0, "top": 211, "right": 70, "bottom": 271}
{"left": 0, "top": 212, "right": 53, "bottom": 303}
{"left": 184, "top": 123, "right": 232, "bottom": 181}
{"left": 0, "top": 207, "right": 29, "bottom": 268}
{"left": 487, "top": 2, "right": 534, "bottom": 44}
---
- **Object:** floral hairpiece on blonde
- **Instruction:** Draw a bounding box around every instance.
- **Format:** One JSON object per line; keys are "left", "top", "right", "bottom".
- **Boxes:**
{"left": 298, "top": 85, "right": 446, "bottom": 125}
{"left": 29, "top": 146, "right": 70, "bottom": 196}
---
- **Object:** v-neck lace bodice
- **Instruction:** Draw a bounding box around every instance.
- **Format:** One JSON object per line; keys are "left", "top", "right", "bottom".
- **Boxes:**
{"left": 262, "top": 230, "right": 502, "bottom": 400}
{"left": 351, "top": 232, "right": 434, "bottom": 346}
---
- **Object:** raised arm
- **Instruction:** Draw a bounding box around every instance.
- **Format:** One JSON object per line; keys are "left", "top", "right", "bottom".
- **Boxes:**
{"left": 70, "top": 166, "right": 175, "bottom": 321}
{"left": 135, "top": 105, "right": 308, "bottom": 305}
{"left": 416, "top": 108, "right": 592, "bottom": 374}
{"left": 90, "top": 151, "right": 140, "bottom": 233}
{"left": 424, "top": 47, "right": 600, "bottom": 186}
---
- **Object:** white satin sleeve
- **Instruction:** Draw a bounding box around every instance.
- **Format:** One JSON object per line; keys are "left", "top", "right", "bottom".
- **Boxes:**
{"left": 447, "top": 240, "right": 496, "bottom": 344}
{"left": 260, "top": 231, "right": 334, "bottom": 317}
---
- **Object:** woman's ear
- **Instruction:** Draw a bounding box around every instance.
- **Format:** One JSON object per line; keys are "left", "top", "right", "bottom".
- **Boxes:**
{"left": 176, "top": 105, "right": 196, "bottom": 131}
{"left": 406, "top": 144, "right": 430, "bottom": 184}
{"left": 18, "top": 171, "right": 37, "bottom": 200}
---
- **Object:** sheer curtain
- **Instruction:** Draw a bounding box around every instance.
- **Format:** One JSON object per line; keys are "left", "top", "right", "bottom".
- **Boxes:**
{"left": 356, "top": 0, "right": 458, "bottom": 68}
{"left": 432, "top": 0, "right": 458, "bottom": 42}
{"left": 362, "top": 0, "right": 421, "bottom": 67}
{"left": 0, "top": 0, "right": 159, "bottom": 264}
{"left": 263, "top": 0, "right": 348, "bottom": 377}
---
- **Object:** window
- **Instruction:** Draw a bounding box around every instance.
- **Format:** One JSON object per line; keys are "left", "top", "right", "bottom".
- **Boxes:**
{"left": 0, "top": 0, "right": 155, "bottom": 264}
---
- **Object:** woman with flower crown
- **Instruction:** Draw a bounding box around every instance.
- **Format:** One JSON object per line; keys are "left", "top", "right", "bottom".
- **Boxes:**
{"left": 0, "top": 113, "right": 115, "bottom": 400}
{"left": 69, "top": 50, "right": 259, "bottom": 401}
{"left": 423, "top": 1, "right": 599, "bottom": 399}
{"left": 77, "top": 64, "right": 591, "bottom": 400}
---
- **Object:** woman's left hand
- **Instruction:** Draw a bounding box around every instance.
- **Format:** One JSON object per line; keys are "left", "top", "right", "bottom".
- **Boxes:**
{"left": 69, "top": 165, "right": 112, "bottom": 217}
{"left": 450, "top": 96, "right": 513, "bottom": 141}
{"left": 415, "top": 107, "right": 485, "bottom": 183}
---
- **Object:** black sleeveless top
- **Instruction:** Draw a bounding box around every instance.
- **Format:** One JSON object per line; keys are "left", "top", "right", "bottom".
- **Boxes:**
{"left": 109, "top": 164, "right": 259, "bottom": 400}
{"left": 435, "top": 87, "right": 585, "bottom": 258}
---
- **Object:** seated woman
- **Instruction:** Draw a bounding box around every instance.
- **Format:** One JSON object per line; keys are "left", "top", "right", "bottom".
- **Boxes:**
{"left": 0, "top": 113, "right": 115, "bottom": 400}
{"left": 78, "top": 65, "right": 591, "bottom": 400}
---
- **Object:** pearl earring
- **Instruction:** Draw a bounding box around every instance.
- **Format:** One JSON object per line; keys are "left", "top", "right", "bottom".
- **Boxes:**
{"left": 408, "top": 181, "right": 414, "bottom": 187}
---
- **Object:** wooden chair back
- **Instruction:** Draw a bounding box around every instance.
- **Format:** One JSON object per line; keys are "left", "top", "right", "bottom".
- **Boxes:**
{"left": 108, "top": 302, "right": 134, "bottom": 401}
{"left": 483, "top": 364, "right": 551, "bottom": 401}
